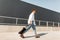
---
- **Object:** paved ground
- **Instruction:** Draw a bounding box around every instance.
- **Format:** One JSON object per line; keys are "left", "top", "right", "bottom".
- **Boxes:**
{"left": 0, "top": 31, "right": 60, "bottom": 40}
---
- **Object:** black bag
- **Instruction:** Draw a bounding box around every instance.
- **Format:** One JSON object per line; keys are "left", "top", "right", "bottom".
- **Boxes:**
{"left": 18, "top": 27, "right": 26, "bottom": 34}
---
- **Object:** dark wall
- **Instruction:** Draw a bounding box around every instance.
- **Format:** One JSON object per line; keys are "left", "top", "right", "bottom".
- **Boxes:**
{"left": 0, "top": 0, "right": 60, "bottom": 23}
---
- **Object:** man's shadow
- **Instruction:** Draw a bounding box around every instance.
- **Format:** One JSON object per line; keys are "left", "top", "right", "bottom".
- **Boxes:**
{"left": 24, "top": 33, "right": 48, "bottom": 38}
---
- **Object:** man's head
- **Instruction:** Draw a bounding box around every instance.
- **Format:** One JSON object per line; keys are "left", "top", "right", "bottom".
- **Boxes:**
{"left": 32, "top": 9, "right": 37, "bottom": 14}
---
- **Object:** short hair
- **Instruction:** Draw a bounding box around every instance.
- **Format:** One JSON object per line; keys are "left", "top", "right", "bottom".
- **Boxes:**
{"left": 32, "top": 8, "right": 37, "bottom": 11}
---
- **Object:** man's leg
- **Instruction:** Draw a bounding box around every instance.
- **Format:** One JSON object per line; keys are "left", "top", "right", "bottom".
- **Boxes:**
{"left": 23, "top": 25, "right": 32, "bottom": 33}
{"left": 31, "top": 25, "right": 37, "bottom": 35}
{"left": 32, "top": 25, "right": 40, "bottom": 38}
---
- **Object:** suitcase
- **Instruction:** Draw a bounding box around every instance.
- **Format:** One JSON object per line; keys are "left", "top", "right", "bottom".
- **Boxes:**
{"left": 18, "top": 27, "right": 26, "bottom": 34}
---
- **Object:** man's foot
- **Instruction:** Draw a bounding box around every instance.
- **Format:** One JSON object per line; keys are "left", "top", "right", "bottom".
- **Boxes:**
{"left": 35, "top": 35, "right": 40, "bottom": 38}
{"left": 20, "top": 34, "right": 25, "bottom": 38}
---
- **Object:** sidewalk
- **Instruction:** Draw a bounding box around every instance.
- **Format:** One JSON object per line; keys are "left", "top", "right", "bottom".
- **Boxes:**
{"left": 0, "top": 31, "right": 60, "bottom": 40}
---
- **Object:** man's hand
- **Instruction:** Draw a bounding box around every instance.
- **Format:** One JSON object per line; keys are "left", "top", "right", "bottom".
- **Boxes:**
{"left": 30, "top": 21, "right": 32, "bottom": 24}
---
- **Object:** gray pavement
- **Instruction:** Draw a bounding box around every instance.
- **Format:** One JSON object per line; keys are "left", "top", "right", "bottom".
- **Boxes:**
{"left": 0, "top": 31, "right": 60, "bottom": 40}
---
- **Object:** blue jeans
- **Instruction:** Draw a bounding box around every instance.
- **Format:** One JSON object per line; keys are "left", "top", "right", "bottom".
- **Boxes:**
{"left": 24, "top": 21, "right": 37, "bottom": 35}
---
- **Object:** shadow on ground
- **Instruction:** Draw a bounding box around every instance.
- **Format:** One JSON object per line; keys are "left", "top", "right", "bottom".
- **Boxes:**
{"left": 24, "top": 33, "right": 48, "bottom": 38}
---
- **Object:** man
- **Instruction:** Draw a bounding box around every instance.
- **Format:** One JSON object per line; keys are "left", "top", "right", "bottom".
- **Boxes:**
{"left": 18, "top": 9, "right": 39, "bottom": 38}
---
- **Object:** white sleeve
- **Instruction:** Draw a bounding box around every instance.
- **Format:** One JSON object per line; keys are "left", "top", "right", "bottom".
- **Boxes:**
{"left": 28, "top": 13, "right": 33, "bottom": 21}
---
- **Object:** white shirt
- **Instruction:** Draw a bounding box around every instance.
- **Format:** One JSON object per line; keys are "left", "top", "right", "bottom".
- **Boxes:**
{"left": 28, "top": 12, "right": 36, "bottom": 25}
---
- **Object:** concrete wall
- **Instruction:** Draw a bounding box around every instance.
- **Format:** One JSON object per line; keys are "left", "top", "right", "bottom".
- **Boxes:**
{"left": 0, "top": 0, "right": 60, "bottom": 23}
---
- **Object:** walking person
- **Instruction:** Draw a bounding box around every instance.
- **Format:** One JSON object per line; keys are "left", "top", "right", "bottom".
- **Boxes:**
{"left": 18, "top": 9, "right": 39, "bottom": 38}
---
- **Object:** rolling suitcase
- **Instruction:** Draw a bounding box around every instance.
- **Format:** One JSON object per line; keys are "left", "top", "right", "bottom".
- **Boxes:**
{"left": 18, "top": 27, "right": 26, "bottom": 34}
